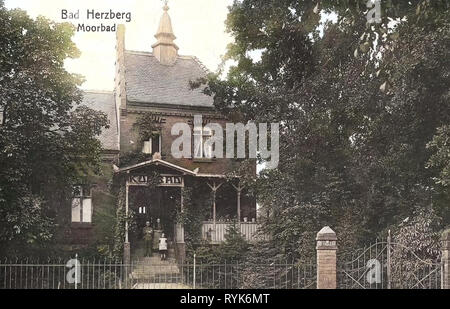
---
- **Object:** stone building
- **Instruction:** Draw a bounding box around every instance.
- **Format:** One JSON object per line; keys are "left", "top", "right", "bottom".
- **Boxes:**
{"left": 67, "top": 4, "right": 257, "bottom": 262}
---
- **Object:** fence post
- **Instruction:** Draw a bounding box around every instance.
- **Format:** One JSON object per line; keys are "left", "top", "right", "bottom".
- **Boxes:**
{"left": 193, "top": 253, "right": 196, "bottom": 289}
{"left": 124, "top": 242, "right": 131, "bottom": 265}
{"left": 387, "top": 230, "right": 391, "bottom": 289}
{"left": 442, "top": 229, "right": 450, "bottom": 289}
{"left": 75, "top": 253, "right": 78, "bottom": 290}
{"left": 316, "top": 226, "right": 337, "bottom": 289}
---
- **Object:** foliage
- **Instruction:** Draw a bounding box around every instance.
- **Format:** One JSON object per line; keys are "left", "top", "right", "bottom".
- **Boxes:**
{"left": 218, "top": 221, "right": 249, "bottom": 261}
{"left": 179, "top": 186, "right": 212, "bottom": 257}
{"left": 198, "top": 0, "right": 450, "bottom": 260}
{"left": 133, "top": 112, "right": 161, "bottom": 144}
{"left": 392, "top": 207, "right": 442, "bottom": 260}
{"left": 118, "top": 112, "right": 161, "bottom": 168}
{"left": 0, "top": 3, "right": 108, "bottom": 255}
{"left": 112, "top": 186, "right": 137, "bottom": 260}
{"left": 427, "top": 125, "right": 450, "bottom": 188}
{"left": 390, "top": 207, "right": 442, "bottom": 287}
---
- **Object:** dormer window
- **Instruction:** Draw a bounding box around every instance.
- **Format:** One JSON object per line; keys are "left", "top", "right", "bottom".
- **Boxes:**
{"left": 71, "top": 185, "right": 92, "bottom": 223}
{"left": 142, "top": 132, "right": 161, "bottom": 155}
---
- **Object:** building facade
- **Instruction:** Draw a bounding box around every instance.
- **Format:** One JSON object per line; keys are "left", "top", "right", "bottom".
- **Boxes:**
{"left": 67, "top": 5, "right": 257, "bottom": 262}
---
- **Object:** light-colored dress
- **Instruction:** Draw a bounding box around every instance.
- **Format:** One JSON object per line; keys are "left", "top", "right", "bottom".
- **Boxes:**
{"left": 159, "top": 237, "right": 168, "bottom": 251}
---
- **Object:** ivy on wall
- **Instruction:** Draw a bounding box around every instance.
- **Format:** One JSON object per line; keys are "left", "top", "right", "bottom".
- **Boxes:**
{"left": 112, "top": 186, "right": 137, "bottom": 260}
{"left": 133, "top": 113, "right": 161, "bottom": 144}
{"left": 119, "top": 112, "right": 161, "bottom": 169}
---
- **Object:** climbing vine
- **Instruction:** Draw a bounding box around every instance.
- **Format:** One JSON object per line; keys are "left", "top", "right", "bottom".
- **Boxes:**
{"left": 118, "top": 112, "right": 161, "bottom": 168}
{"left": 112, "top": 186, "right": 137, "bottom": 260}
{"left": 176, "top": 182, "right": 214, "bottom": 260}
{"left": 133, "top": 112, "right": 161, "bottom": 145}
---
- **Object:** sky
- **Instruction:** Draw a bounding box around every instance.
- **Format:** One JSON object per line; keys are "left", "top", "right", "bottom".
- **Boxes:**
{"left": 5, "top": 0, "right": 234, "bottom": 91}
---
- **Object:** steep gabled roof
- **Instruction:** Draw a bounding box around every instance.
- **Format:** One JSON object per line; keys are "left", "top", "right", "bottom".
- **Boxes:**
{"left": 124, "top": 51, "right": 214, "bottom": 108}
{"left": 81, "top": 91, "right": 119, "bottom": 151}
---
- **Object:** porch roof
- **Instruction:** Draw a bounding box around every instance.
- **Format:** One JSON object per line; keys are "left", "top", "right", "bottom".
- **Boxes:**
{"left": 116, "top": 159, "right": 197, "bottom": 175}
{"left": 115, "top": 159, "right": 235, "bottom": 179}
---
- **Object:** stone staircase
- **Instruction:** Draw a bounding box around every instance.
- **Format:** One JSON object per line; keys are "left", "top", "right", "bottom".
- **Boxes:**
{"left": 130, "top": 255, "right": 190, "bottom": 289}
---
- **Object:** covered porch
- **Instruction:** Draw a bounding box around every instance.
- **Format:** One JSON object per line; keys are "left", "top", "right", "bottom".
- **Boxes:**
{"left": 116, "top": 158, "right": 259, "bottom": 263}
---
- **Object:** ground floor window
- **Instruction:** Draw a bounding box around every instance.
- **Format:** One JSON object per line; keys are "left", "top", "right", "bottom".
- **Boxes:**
{"left": 71, "top": 185, "right": 92, "bottom": 223}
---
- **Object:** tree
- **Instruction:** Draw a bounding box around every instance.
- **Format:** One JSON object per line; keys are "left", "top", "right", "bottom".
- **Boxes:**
{"left": 201, "top": 0, "right": 449, "bottom": 259}
{"left": 0, "top": 2, "right": 108, "bottom": 256}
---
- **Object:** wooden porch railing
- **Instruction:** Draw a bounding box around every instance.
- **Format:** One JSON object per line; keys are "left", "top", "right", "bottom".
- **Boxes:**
{"left": 201, "top": 222, "right": 261, "bottom": 243}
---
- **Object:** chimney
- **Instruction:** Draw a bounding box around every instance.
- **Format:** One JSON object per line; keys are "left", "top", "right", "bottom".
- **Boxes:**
{"left": 152, "top": 3, "right": 179, "bottom": 65}
{"left": 115, "top": 24, "right": 127, "bottom": 114}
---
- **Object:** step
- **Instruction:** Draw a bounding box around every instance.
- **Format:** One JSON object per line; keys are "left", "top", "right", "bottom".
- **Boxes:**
{"left": 132, "top": 282, "right": 192, "bottom": 289}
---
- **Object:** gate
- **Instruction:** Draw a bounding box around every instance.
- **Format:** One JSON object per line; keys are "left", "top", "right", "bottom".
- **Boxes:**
{"left": 338, "top": 232, "right": 442, "bottom": 289}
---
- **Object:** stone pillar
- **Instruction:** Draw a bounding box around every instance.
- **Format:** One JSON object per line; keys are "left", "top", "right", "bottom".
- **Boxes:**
{"left": 442, "top": 229, "right": 450, "bottom": 289}
{"left": 316, "top": 226, "right": 337, "bottom": 289}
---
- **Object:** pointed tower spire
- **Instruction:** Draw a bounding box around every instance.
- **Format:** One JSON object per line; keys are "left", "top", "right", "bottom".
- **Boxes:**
{"left": 152, "top": 1, "right": 179, "bottom": 65}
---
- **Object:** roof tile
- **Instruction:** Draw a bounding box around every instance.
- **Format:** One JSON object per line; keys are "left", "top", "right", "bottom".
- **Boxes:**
{"left": 124, "top": 51, "right": 213, "bottom": 107}
{"left": 81, "top": 91, "right": 119, "bottom": 151}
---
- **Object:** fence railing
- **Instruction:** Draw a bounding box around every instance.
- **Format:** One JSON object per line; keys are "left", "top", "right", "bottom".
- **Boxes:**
{"left": 0, "top": 258, "right": 316, "bottom": 289}
{"left": 201, "top": 222, "right": 261, "bottom": 243}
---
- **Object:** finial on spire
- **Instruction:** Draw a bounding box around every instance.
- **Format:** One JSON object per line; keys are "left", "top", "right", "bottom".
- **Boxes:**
{"left": 152, "top": 0, "right": 178, "bottom": 65}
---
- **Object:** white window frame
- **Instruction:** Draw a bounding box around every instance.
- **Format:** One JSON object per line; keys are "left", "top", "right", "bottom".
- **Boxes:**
{"left": 142, "top": 140, "right": 152, "bottom": 154}
{"left": 71, "top": 186, "right": 92, "bottom": 223}
{"left": 142, "top": 132, "right": 162, "bottom": 155}
{"left": 194, "top": 127, "right": 213, "bottom": 159}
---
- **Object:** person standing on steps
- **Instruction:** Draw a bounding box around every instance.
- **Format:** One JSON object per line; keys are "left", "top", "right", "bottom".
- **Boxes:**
{"left": 159, "top": 233, "right": 168, "bottom": 261}
{"left": 143, "top": 221, "right": 154, "bottom": 257}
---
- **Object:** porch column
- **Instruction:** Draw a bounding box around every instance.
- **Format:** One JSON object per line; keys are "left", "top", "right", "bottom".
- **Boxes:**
{"left": 178, "top": 186, "right": 185, "bottom": 243}
{"left": 180, "top": 187, "right": 184, "bottom": 213}
{"left": 124, "top": 180, "right": 130, "bottom": 265}
{"left": 232, "top": 183, "right": 242, "bottom": 223}
{"left": 212, "top": 190, "right": 216, "bottom": 226}
{"left": 207, "top": 181, "right": 223, "bottom": 228}
{"left": 174, "top": 186, "right": 186, "bottom": 263}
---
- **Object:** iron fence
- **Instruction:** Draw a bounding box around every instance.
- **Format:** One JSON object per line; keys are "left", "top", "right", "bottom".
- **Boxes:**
{"left": 0, "top": 257, "right": 316, "bottom": 289}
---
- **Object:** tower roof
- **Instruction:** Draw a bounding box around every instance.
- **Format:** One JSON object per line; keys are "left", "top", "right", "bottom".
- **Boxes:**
{"left": 154, "top": 4, "right": 176, "bottom": 40}
{"left": 152, "top": 2, "right": 179, "bottom": 65}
